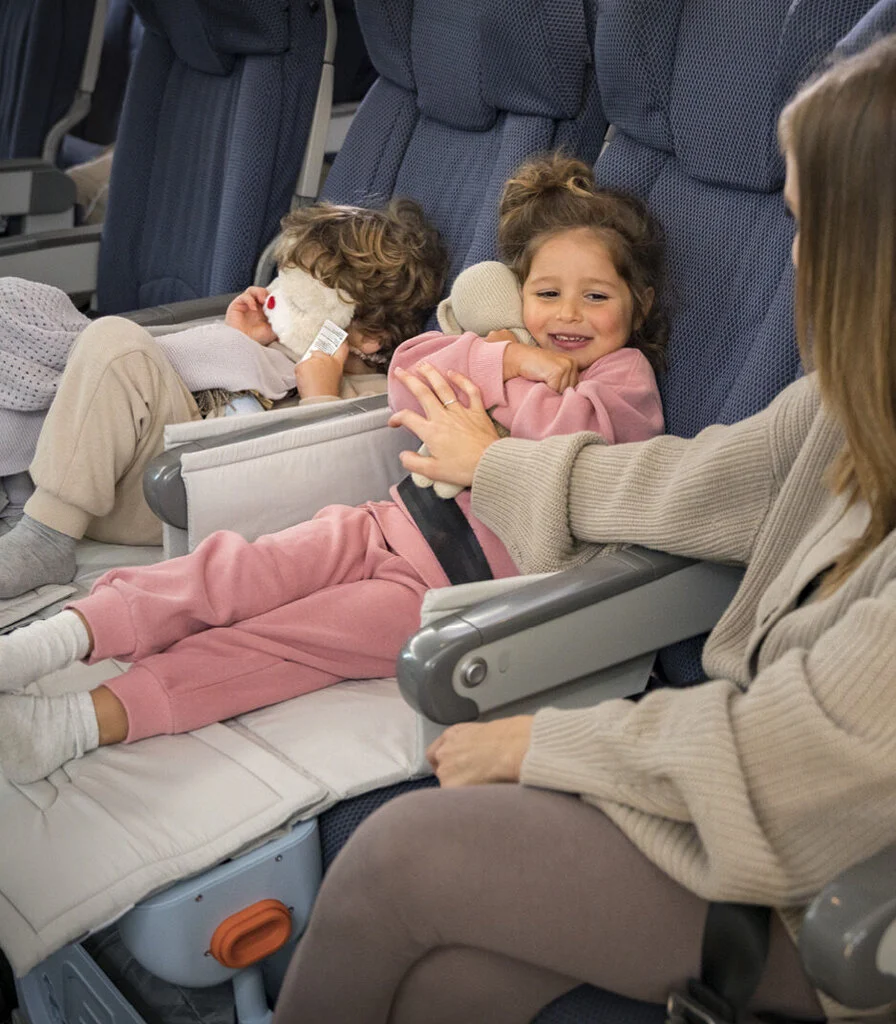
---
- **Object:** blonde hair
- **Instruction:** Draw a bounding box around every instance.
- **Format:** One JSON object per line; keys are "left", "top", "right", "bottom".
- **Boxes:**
{"left": 274, "top": 199, "right": 448, "bottom": 356}
{"left": 497, "top": 153, "right": 667, "bottom": 374}
{"left": 778, "top": 35, "right": 896, "bottom": 594}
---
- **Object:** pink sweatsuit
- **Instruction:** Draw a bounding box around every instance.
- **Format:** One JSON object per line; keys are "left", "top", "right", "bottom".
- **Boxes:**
{"left": 71, "top": 332, "right": 663, "bottom": 742}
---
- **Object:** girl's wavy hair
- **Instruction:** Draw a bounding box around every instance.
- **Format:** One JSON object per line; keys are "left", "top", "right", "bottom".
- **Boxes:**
{"left": 778, "top": 35, "right": 896, "bottom": 595}
{"left": 497, "top": 153, "right": 668, "bottom": 375}
{"left": 274, "top": 199, "right": 448, "bottom": 356}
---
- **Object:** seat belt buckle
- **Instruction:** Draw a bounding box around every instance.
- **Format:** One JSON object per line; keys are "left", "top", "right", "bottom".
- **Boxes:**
{"left": 667, "top": 982, "right": 735, "bottom": 1024}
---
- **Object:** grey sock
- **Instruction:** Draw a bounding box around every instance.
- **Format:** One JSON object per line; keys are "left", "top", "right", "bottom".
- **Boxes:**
{"left": 0, "top": 690, "right": 99, "bottom": 784}
{"left": 0, "top": 515, "right": 77, "bottom": 600}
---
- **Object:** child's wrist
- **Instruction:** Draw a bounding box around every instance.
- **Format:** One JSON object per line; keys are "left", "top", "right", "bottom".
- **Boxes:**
{"left": 502, "top": 343, "right": 522, "bottom": 381}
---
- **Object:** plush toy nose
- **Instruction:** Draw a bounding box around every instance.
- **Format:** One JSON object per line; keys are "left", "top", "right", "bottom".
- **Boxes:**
{"left": 266, "top": 296, "right": 276, "bottom": 309}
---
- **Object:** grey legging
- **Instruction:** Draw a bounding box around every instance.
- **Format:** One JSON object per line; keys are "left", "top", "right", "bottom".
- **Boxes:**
{"left": 272, "top": 785, "right": 824, "bottom": 1024}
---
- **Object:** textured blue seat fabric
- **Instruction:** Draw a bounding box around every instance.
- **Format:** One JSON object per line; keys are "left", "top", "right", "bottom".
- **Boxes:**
{"left": 95, "top": 0, "right": 327, "bottom": 313}
{"left": 0, "top": 0, "right": 96, "bottom": 160}
{"left": 321, "top": 0, "right": 606, "bottom": 285}
{"left": 591, "top": 0, "right": 880, "bottom": 688}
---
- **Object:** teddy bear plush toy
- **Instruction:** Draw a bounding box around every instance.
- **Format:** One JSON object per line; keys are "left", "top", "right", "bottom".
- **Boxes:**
{"left": 415, "top": 260, "right": 536, "bottom": 499}
{"left": 262, "top": 265, "right": 356, "bottom": 361}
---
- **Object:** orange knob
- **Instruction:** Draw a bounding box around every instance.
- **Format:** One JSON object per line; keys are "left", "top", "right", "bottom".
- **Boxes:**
{"left": 209, "top": 899, "right": 293, "bottom": 968}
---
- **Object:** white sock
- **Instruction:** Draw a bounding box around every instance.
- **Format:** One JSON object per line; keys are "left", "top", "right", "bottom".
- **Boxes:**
{"left": 0, "top": 690, "right": 100, "bottom": 784}
{"left": 0, "top": 610, "right": 91, "bottom": 692}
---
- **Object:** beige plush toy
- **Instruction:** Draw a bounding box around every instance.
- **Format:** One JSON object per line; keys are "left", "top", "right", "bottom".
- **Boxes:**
{"left": 263, "top": 265, "right": 356, "bottom": 361}
{"left": 413, "top": 261, "right": 536, "bottom": 499}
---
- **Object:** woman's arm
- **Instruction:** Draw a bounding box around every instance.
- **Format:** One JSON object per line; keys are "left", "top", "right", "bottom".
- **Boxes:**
{"left": 518, "top": 572, "right": 896, "bottom": 905}
{"left": 471, "top": 374, "right": 822, "bottom": 572}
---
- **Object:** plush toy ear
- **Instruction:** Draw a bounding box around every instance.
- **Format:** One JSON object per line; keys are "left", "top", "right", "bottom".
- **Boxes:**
{"left": 436, "top": 295, "right": 463, "bottom": 335}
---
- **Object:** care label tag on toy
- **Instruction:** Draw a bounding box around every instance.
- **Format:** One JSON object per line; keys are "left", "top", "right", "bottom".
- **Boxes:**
{"left": 301, "top": 319, "right": 348, "bottom": 361}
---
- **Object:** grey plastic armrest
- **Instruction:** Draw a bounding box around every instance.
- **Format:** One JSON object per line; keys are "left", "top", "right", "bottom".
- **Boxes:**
{"left": 143, "top": 393, "right": 391, "bottom": 528}
{"left": 123, "top": 294, "right": 239, "bottom": 327}
{"left": 398, "top": 547, "right": 744, "bottom": 723}
{"left": 0, "top": 224, "right": 101, "bottom": 295}
{"left": 0, "top": 159, "right": 76, "bottom": 216}
{"left": 800, "top": 842, "right": 896, "bottom": 1009}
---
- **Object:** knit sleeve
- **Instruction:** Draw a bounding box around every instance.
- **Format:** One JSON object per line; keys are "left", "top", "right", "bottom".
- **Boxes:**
{"left": 471, "top": 375, "right": 820, "bottom": 573}
{"left": 520, "top": 568, "right": 896, "bottom": 906}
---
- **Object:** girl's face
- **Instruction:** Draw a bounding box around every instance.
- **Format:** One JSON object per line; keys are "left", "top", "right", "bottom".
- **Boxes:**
{"left": 521, "top": 227, "right": 636, "bottom": 371}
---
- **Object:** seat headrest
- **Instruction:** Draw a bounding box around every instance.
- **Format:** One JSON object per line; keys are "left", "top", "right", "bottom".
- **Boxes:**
{"left": 594, "top": 0, "right": 881, "bottom": 192}
{"left": 131, "top": 0, "right": 290, "bottom": 76}
{"left": 356, "top": 0, "right": 594, "bottom": 131}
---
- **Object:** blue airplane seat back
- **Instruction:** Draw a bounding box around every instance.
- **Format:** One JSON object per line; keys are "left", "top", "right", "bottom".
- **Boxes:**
{"left": 95, "top": 0, "right": 326, "bottom": 313}
{"left": 591, "top": 0, "right": 880, "bottom": 687}
{"left": 0, "top": 0, "right": 96, "bottom": 160}
{"left": 321, "top": 0, "right": 605, "bottom": 286}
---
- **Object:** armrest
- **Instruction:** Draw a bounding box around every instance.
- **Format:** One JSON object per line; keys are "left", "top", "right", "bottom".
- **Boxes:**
{"left": 144, "top": 394, "right": 392, "bottom": 529}
{"left": 0, "top": 225, "right": 101, "bottom": 296}
{"left": 398, "top": 548, "right": 744, "bottom": 723}
{"left": 800, "top": 842, "right": 896, "bottom": 1009}
{"left": 123, "top": 294, "right": 238, "bottom": 328}
{"left": 0, "top": 159, "right": 76, "bottom": 219}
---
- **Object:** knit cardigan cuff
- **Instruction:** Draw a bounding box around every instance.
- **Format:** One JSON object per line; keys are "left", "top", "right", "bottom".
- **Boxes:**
{"left": 471, "top": 432, "right": 606, "bottom": 574}
{"left": 465, "top": 336, "right": 510, "bottom": 411}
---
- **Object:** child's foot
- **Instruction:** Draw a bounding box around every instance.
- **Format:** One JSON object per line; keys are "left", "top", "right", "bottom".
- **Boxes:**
{"left": 0, "top": 691, "right": 99, "bottom": 784}
{"left": 0, "top": 611, "right": 92, "bottom": 692}
{"left": 0, "top": 515, "right": 77, "bottom": 600}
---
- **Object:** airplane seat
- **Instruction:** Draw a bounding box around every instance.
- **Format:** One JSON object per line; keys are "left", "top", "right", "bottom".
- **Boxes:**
{"left": 0, "top": 0, "right": 100, "bottom": 162}
{"left": 592, "top": 0, "right": 881, "bottom": 688}
{"left": 95, "top": 0, "right": 327, "bottom": 313}
{"left": 320, "top": 0, "right": 605, "bottom": 285}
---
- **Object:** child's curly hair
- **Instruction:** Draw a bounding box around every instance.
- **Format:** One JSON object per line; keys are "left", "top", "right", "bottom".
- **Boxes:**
{"left": 498, "top": 154, "right": 668, "bottom": 374}
{"left": 274, "top": 199, "right": 448, "bottom": 358}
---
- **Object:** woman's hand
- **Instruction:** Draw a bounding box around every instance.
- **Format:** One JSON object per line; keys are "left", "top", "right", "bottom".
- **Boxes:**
{"left": 504, "top": 343, "right": 578, "bottom": 391}
{"left": 426, "top": 716, "right": 534, "bottom": 787}
{"left": 294, "top": 343, "right": 350, "bottom": 400}
{"left": 389, "top": 363, "right": 502, "bottom": 488}
{"left": 225, "top": 286, "right": 278, "bottom": 345}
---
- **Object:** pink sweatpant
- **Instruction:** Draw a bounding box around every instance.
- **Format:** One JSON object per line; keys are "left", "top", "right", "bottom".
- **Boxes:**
{"left": 74, "top": 503, "right": 451, "bottom": 742}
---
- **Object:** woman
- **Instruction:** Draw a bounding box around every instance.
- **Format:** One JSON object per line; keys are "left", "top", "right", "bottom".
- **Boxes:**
{"left": 271, "top": 35, "right": 896, "bottom": 1024}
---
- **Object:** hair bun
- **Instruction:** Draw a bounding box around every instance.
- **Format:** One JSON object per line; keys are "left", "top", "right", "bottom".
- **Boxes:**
{"left": 500, "top": 154, "right": 596, "bottom": 217}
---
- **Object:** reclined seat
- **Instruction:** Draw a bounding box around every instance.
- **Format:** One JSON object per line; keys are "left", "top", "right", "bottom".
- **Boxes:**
{"left": 0, "top": 0, "right": 332, "bottom": 312}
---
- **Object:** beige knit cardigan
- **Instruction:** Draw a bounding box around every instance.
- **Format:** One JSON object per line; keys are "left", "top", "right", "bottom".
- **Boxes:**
{"left": 471, "top": 373, "right": 896, "bottom": 983}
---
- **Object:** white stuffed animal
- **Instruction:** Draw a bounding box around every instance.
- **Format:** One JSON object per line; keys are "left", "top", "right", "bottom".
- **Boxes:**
{"left": 263, "top": 265, "right": 356, "bottom": 361}
{"left": 414, "top": 261, "right": 536, "bottom": 499}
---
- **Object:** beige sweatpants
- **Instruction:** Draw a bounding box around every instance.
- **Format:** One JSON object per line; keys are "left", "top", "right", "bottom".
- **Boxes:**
{"left": 25, "top": 317, "right": 200, "bottom": 545}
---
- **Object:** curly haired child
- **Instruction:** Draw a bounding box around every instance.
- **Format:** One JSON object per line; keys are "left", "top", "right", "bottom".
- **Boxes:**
{"left": 0, "top": 199, "right": 447, "bottom": 600}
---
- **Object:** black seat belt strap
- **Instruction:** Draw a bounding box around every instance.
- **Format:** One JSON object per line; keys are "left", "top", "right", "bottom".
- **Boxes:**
{"left": 397, "top": 476, "right": 494, "bottom": 586}
{"left": 667, "top": 903, "right": 771, "bottom": 1024}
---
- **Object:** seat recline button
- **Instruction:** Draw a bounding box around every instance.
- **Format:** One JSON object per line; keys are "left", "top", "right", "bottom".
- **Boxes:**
{"left": 461, "top": 658, "right": 488, "bottom": 688}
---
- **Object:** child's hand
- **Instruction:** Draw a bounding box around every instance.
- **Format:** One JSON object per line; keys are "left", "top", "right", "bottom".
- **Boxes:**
{"left": 225, "top": 287, "right": 278, "bottom": 345}
{"left": 503, "top": 342, "right": 578, "bottom": 391}
{"left": 294, "top": 344, "right": 350, "bottom": 400}
{"left": 483, "top": 329, "right": 517, "bottom": 344}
